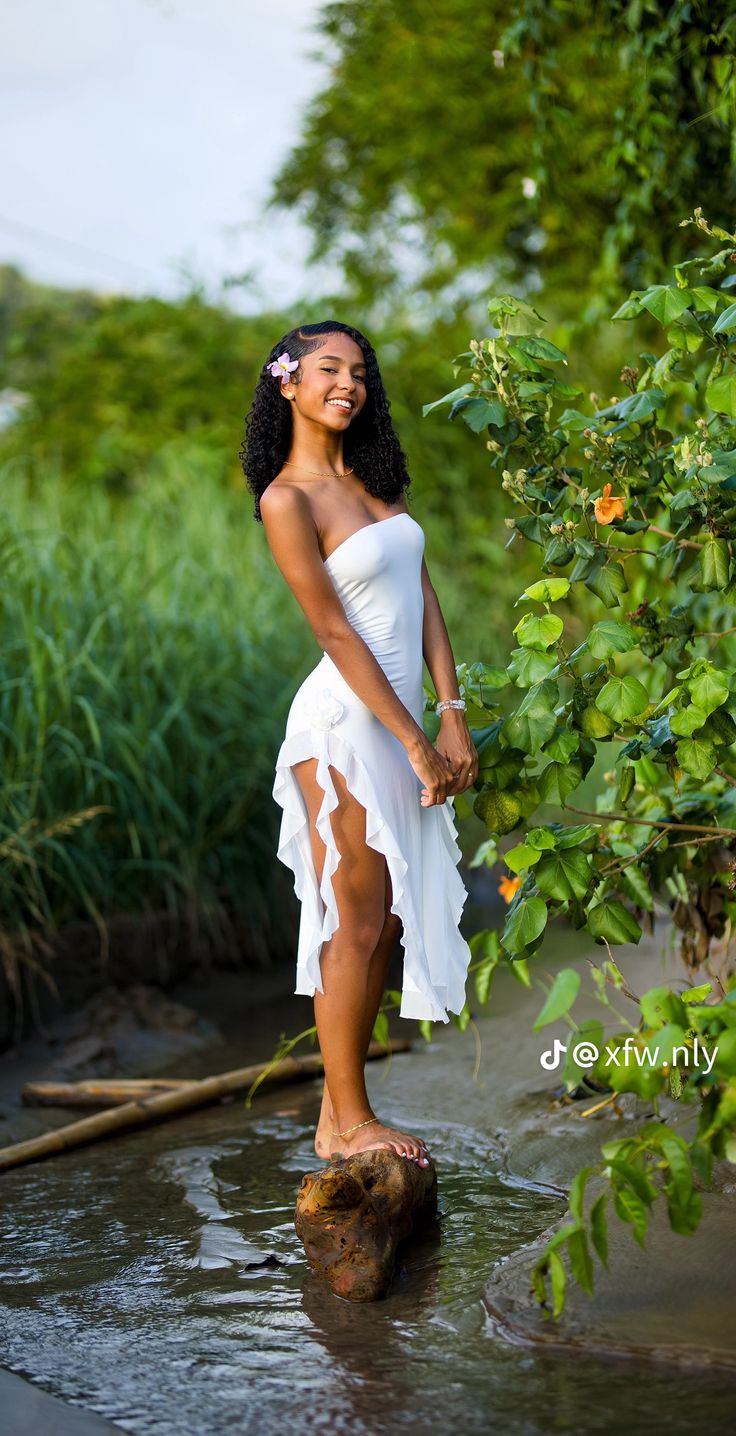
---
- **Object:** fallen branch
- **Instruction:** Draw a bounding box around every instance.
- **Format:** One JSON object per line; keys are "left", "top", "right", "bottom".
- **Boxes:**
{"left": 22, "top": 1078, "right": 194, "bottom": 1107}
{"left": 0, "top": 1039, "right": 411, "bottom": 1173}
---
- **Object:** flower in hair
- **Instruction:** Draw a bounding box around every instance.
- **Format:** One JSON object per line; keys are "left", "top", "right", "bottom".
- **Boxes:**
{"left": 267, "top": 351, "right": 299, "bottom": 380}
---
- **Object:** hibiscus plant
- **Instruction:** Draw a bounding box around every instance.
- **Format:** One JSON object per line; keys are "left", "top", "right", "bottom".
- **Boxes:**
{"left": 424, "top": 208, "right": 736, "bottom": 1319}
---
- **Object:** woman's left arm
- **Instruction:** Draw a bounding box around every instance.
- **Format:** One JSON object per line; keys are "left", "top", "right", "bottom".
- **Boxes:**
{"left": 421, "top": 558, "right": 479, "bottom": 796}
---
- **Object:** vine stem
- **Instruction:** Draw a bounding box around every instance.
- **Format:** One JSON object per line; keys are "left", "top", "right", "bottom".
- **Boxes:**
{"left": 563, "top": 803, "right": 736, "bottom": 838}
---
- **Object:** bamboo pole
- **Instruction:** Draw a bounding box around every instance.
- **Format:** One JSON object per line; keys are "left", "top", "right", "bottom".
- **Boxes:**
{"left": 23, "top": 1078, "right": 194, "bottom": 1107}
{"left": 0, "top": 1039, "right": 412, "bottom": 1173}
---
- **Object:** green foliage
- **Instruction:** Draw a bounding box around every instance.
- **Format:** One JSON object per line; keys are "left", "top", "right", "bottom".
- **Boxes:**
{"left": 529, "top": 969, "right": 736, "bottom": 1319}
{"left": 270, "top": 0, "right": 736, "bottom": 320}
{"left": 427, "top": 213, "right": 736, "bottom": 1317}
{"left": 0, "top": 270, "right": 266, "bottom": 493}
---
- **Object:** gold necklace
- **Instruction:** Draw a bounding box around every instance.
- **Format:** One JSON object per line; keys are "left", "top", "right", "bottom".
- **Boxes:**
{"left": 282, "top": 461, "right": 354, "bottom": 479}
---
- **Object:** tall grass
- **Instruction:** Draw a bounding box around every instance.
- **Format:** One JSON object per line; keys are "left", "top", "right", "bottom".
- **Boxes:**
{"left": 0, "top": 453, "right": 311, "bottom": 1022}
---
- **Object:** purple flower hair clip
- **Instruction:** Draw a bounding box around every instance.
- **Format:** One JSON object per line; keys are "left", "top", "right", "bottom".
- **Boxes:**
{"left": 267, "top": 351, "right": 299, "bottom": 380}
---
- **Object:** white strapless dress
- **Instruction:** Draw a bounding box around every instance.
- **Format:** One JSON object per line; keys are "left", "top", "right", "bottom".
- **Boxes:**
{"left": 271, "top": 511, "right": 472, "bottom": 1023}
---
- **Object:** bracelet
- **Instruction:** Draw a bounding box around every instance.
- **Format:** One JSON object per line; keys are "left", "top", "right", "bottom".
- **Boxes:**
{"left": 436, "top": 698, "right": 466, "bottom": 714}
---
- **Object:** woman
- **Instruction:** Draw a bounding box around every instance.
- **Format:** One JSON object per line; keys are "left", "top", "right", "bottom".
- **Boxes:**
{"left": 241, "top": 320, "right": 479, "bottom": 1170}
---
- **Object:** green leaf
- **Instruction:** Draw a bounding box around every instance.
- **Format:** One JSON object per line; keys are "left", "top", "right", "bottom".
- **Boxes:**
{"left": 474, "top": 930, "right": 500, "bottom": 1006}
{"left": 686, "top": 668, "right": 728, "bottom": 710}
{"left": 669, "top": 705, "right": 707, "bottom": 736}
{"left": 606, "top": 388, "right": 665, "bottom": 423}
{"left": 611, "top": 293, "right": 644, "bottom": 321}
{"left": 639, "top": 986, "right": 689, "bottom": 1029}
{"left": 589, "top": 1192, "right": 609, "bottom": 1267}
{"left": 526, "top": 826, "right": 557, "bottom": 850}
{"left": 584, "top": 554, "right": 629, "bottom": 608}
{"left": 620, "top": 864, "right": 654, "bottom": 912}
{"left": 504, "top": 841, "right": 543, "bottom": 874}
{"left": 503, "top": 684, "right": 558, "bottom": 754}
{"left": 612, "top": 1186, "right": 649, "bottom": 1245}
{"left": 502, "top": 895, "right": 548, "bottom": 954}
{"left": 712, "top": 302, "right": 736, "bottom": 334}
{"left": 586, "top": 900, "right": 642, "bottom": 945}
{"left": 542, "top": 727, "right": 580, "bottom": 764}
{"left": 452, "top": 1003, "right": 472, "bottom": 1032}
{"left": 556, "top": 823, "right": 600, "bottom": 848}
{"left": 567, "top": 1227, "right": 595, "bottom": 1294}
{"left": 514, "top": 612, "right": 564, "bottom": 650}
{"left": 533, "top": 967, "right": 581, "bottom": 1029}
{"left": 608, "top": 1157, "right": 656, "bottom": 1208}
{"left": 567, "top": 1166, "right": 593, "bottom": 1222}
{"left": 457, "top": 396, "right": 508, "bottom": 431}
{"left": 595, "top": 675, "right": 649, "bottom": 724}
{"left": 639, "top": 285, "right": 692, "bottom": 326}
{"left": 700, "top": 707, "right": 736, "bottom": 744}
{"left": 689, "top": 286, "right": 721, "bottom": 314}
{"left": 538, "top": 760, "right": 583, "bottom": 805}
{"left": 507, "top": 646, "right": 558, "bottom": 687}
{"left": 521, "top": 578, "right": 571, "bottom": 603}
{"left": 707, "top": 373, "right": 736, "bottom": 418}
{"left": 514, "top": 334, "right": 568, "bottom": 364}
{"left": 535, "top": 850, "right": 593, "bottom": 902}
{"left": 587, "top": 620, "right": 636, "bottom": 659}
{"left": 676, "top": 736, "right": 717, "bottom": 780}
{"left": 556, "top": 407, "right": 594, "bottom": 432}
{"left": 548, "top": 1248, "right": 567, "bottom": 1317}
{"left": 422, "top": 383, "right": 476, "bottom": 417}
{"left": 699, "top": 536, "right": 731, "bottom": 590}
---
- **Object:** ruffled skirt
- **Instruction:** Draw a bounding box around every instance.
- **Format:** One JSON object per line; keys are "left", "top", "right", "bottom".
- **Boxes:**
{"left": 272, "top": 658, "right": 472, "bottom": 1023}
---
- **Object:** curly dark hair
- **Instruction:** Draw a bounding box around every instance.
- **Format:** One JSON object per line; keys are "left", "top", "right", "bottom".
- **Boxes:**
{"left": 239, "top": 320, "right": 412, "bottom": 522}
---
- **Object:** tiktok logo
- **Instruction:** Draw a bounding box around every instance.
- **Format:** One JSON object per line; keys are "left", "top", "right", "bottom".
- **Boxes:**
{"left": 540, "top": 1038, "right": 568, "bottom": 1069}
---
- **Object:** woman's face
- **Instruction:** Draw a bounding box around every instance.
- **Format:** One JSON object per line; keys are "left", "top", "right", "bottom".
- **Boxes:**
{"left": 282, "top": 332, "right": 368, "bottom": 430}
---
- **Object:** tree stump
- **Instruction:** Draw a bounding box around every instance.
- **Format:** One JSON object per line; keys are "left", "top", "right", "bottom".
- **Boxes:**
{"left": 294, "top": 1148, "right": 438, "bottom": 1301}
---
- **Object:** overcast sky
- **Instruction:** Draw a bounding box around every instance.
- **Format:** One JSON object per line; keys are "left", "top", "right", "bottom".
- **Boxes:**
{"left": 1, "top": 0, "right": 332, "bottom": 311}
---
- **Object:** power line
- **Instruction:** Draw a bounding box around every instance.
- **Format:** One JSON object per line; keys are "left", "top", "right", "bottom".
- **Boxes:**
{"left": 0, "top": 212, "right": 162, "bottom": 284}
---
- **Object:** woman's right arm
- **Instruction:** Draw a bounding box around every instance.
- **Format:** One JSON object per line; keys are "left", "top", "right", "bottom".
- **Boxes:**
{"left": 260, "top": 486, "right": 454, "bottom": 804}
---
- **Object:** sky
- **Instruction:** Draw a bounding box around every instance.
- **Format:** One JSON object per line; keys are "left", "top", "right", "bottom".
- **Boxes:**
{"left": 0, "top": 0, "right": 332, "bottom": 312}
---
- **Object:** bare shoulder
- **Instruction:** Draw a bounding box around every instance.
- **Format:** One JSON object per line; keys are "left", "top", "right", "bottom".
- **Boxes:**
{"left": 259, "top": 479, "right": 349, "bottom": 643}
{"left": 260, "top": 477, "right": 311, "bottom": 525}
{"left": 260, "top": 480, "right": 318, "bottom": 559}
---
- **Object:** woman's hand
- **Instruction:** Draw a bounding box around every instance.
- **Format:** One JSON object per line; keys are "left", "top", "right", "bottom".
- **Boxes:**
{"left": 406, "top": 735, "right": 458, "bottom": 807}
{"left": 436, "top": 713, "right": 479, "bottom": 796}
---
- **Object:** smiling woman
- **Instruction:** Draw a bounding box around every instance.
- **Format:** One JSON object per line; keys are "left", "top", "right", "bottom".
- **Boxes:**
{"left": 239, "top": 320, "right": 479, "bottom": 1171}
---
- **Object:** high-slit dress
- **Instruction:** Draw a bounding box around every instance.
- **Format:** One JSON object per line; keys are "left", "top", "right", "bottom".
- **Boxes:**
{"left": 271, "top": 511, "right": 472, "bottom": 1023}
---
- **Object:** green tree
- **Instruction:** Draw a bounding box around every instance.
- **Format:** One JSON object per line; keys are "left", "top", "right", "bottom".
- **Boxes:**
{"left": 271, "top": 0, "right": 736, "bottom": 321}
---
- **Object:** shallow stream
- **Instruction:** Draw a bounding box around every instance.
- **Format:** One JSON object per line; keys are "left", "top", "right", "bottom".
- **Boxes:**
{"left": 2, "top": 988, "right": 733, "bottom": 1434}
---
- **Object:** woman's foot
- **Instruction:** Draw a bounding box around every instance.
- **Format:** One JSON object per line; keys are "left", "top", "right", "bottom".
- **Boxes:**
{"left": 314, "top": 1083, "right": 335, "bottom": 1160}
{"left": 316, "top": 1110, "right": 430, "bottom": 1167}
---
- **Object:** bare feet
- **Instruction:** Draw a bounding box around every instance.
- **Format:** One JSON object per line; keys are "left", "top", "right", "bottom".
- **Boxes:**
{"left": 314, "top": 1095, "right": 430, "bottom": 1167}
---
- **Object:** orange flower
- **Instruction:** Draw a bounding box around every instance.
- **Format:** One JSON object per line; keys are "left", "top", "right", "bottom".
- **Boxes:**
{"left": 498, "top": 874, "right": 522, "bottom": 903}
{"left": 594, "top": 482, "right": 625, "bottom": 525}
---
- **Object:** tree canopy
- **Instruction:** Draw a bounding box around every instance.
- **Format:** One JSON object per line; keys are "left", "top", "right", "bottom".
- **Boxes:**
{"left": 271, "top": 0, "right": 736, "bottom": 320}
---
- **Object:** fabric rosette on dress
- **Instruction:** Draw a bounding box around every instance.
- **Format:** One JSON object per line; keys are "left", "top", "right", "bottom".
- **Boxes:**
{"left": 303, "top": 686, "right": 346, "bottom": 732}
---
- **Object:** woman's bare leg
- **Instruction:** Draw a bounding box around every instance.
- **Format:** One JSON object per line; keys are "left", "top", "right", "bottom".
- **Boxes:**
{"left": 315, "top": 892, "right": 399, "bottom": 1156}
{"left": 291, "top": 756, "right": 429, "bottom": 1165}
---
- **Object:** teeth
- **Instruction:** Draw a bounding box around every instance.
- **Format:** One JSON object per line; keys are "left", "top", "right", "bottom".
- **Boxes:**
{"left": 328, "top": 399, "right": 352, "bottom": 410}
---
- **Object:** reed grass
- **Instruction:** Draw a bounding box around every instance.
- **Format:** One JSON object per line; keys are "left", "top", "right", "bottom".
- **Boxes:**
{"left": 0, "top": 453, "right": 311, "bottom": 1025}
